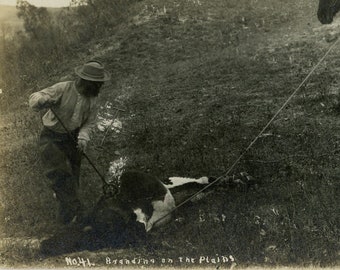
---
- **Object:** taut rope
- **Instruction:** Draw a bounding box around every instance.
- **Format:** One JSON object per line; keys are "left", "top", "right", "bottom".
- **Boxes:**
{"left": 153, "top": 36, "right": 340, "bottom": 227}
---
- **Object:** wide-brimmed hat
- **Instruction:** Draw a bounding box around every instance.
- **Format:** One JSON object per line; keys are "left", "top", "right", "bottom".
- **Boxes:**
{"left": 75, "top": 60, "right": 111, "bottom": 82}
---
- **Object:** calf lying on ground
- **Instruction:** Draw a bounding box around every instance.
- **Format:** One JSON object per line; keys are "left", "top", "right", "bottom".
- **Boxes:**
{"left": 40, "top": 170, "right": 255, "bottom": 256}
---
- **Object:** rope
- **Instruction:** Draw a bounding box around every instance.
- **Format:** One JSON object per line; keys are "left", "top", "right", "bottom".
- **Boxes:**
{"left": 152, "top": 37, "right": 340, "bottom": 227}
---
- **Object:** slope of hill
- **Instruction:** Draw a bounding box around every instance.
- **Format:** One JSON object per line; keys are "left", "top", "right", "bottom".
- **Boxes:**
{"left": 0, "top": 0, "right": 339, "bottom": 268}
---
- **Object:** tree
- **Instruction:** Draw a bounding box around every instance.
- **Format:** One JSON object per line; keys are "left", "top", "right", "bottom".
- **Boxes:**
{"left": 16, "top": 0, "right": 52, "bottom": 40}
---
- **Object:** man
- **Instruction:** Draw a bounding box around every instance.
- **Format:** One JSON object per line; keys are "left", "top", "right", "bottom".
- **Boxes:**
{"left": 29, "top": 60, "right": 111, "bottom": 224}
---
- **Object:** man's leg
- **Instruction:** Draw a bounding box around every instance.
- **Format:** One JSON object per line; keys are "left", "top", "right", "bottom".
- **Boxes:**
{"left": 64, "top": 135, "right": 83, "bottom": 222}
{"left": 48, "top": 169, "right": 82, "bottom": 224}
{"left": 39, "top": 128, "right": 82, "bottom": 224}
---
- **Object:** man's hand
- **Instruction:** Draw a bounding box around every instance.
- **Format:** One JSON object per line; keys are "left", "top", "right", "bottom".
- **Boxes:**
{"left": 38, "top": 97, "right": 53, "bottom": 110}
{"left": 77, "top": 138, "right": 88, "bottom": 153}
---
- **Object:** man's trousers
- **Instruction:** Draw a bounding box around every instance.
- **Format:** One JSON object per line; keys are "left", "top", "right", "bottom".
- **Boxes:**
{"left": 39, "top": 127, "right": 82, "bottom": 224}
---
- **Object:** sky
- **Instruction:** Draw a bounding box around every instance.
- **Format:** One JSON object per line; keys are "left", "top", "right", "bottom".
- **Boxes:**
{"left": 0, "top": 0, "right": 71, "bottom": 7}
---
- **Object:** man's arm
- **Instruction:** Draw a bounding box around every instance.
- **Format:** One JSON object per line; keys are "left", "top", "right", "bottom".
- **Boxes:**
{"left": 29, "top": 83, "right": 64, "bottom": 112}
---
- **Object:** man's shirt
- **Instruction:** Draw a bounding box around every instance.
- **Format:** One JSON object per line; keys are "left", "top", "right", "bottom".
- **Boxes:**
{"left": 29, "top": 81, "right": 98, "bottom": 141}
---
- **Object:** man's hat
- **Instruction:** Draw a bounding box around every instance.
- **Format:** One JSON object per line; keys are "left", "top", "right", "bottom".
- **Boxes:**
{"left": 75, "top": 60, "right": 111, "bottom": 82}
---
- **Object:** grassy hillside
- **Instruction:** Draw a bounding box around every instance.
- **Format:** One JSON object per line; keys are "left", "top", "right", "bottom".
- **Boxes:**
{"left": 0, "top": 0, "right": 339, "bottom": 268}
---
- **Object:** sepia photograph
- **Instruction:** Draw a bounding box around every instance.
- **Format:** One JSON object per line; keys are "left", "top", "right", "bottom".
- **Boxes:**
{"left": 0, "top": 0, "right": 339, "bottom": 268}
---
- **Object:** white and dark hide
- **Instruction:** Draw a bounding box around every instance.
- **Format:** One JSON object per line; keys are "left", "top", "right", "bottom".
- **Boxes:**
{"left": 40, "top": 170, "right": 255, "bottom": 256}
